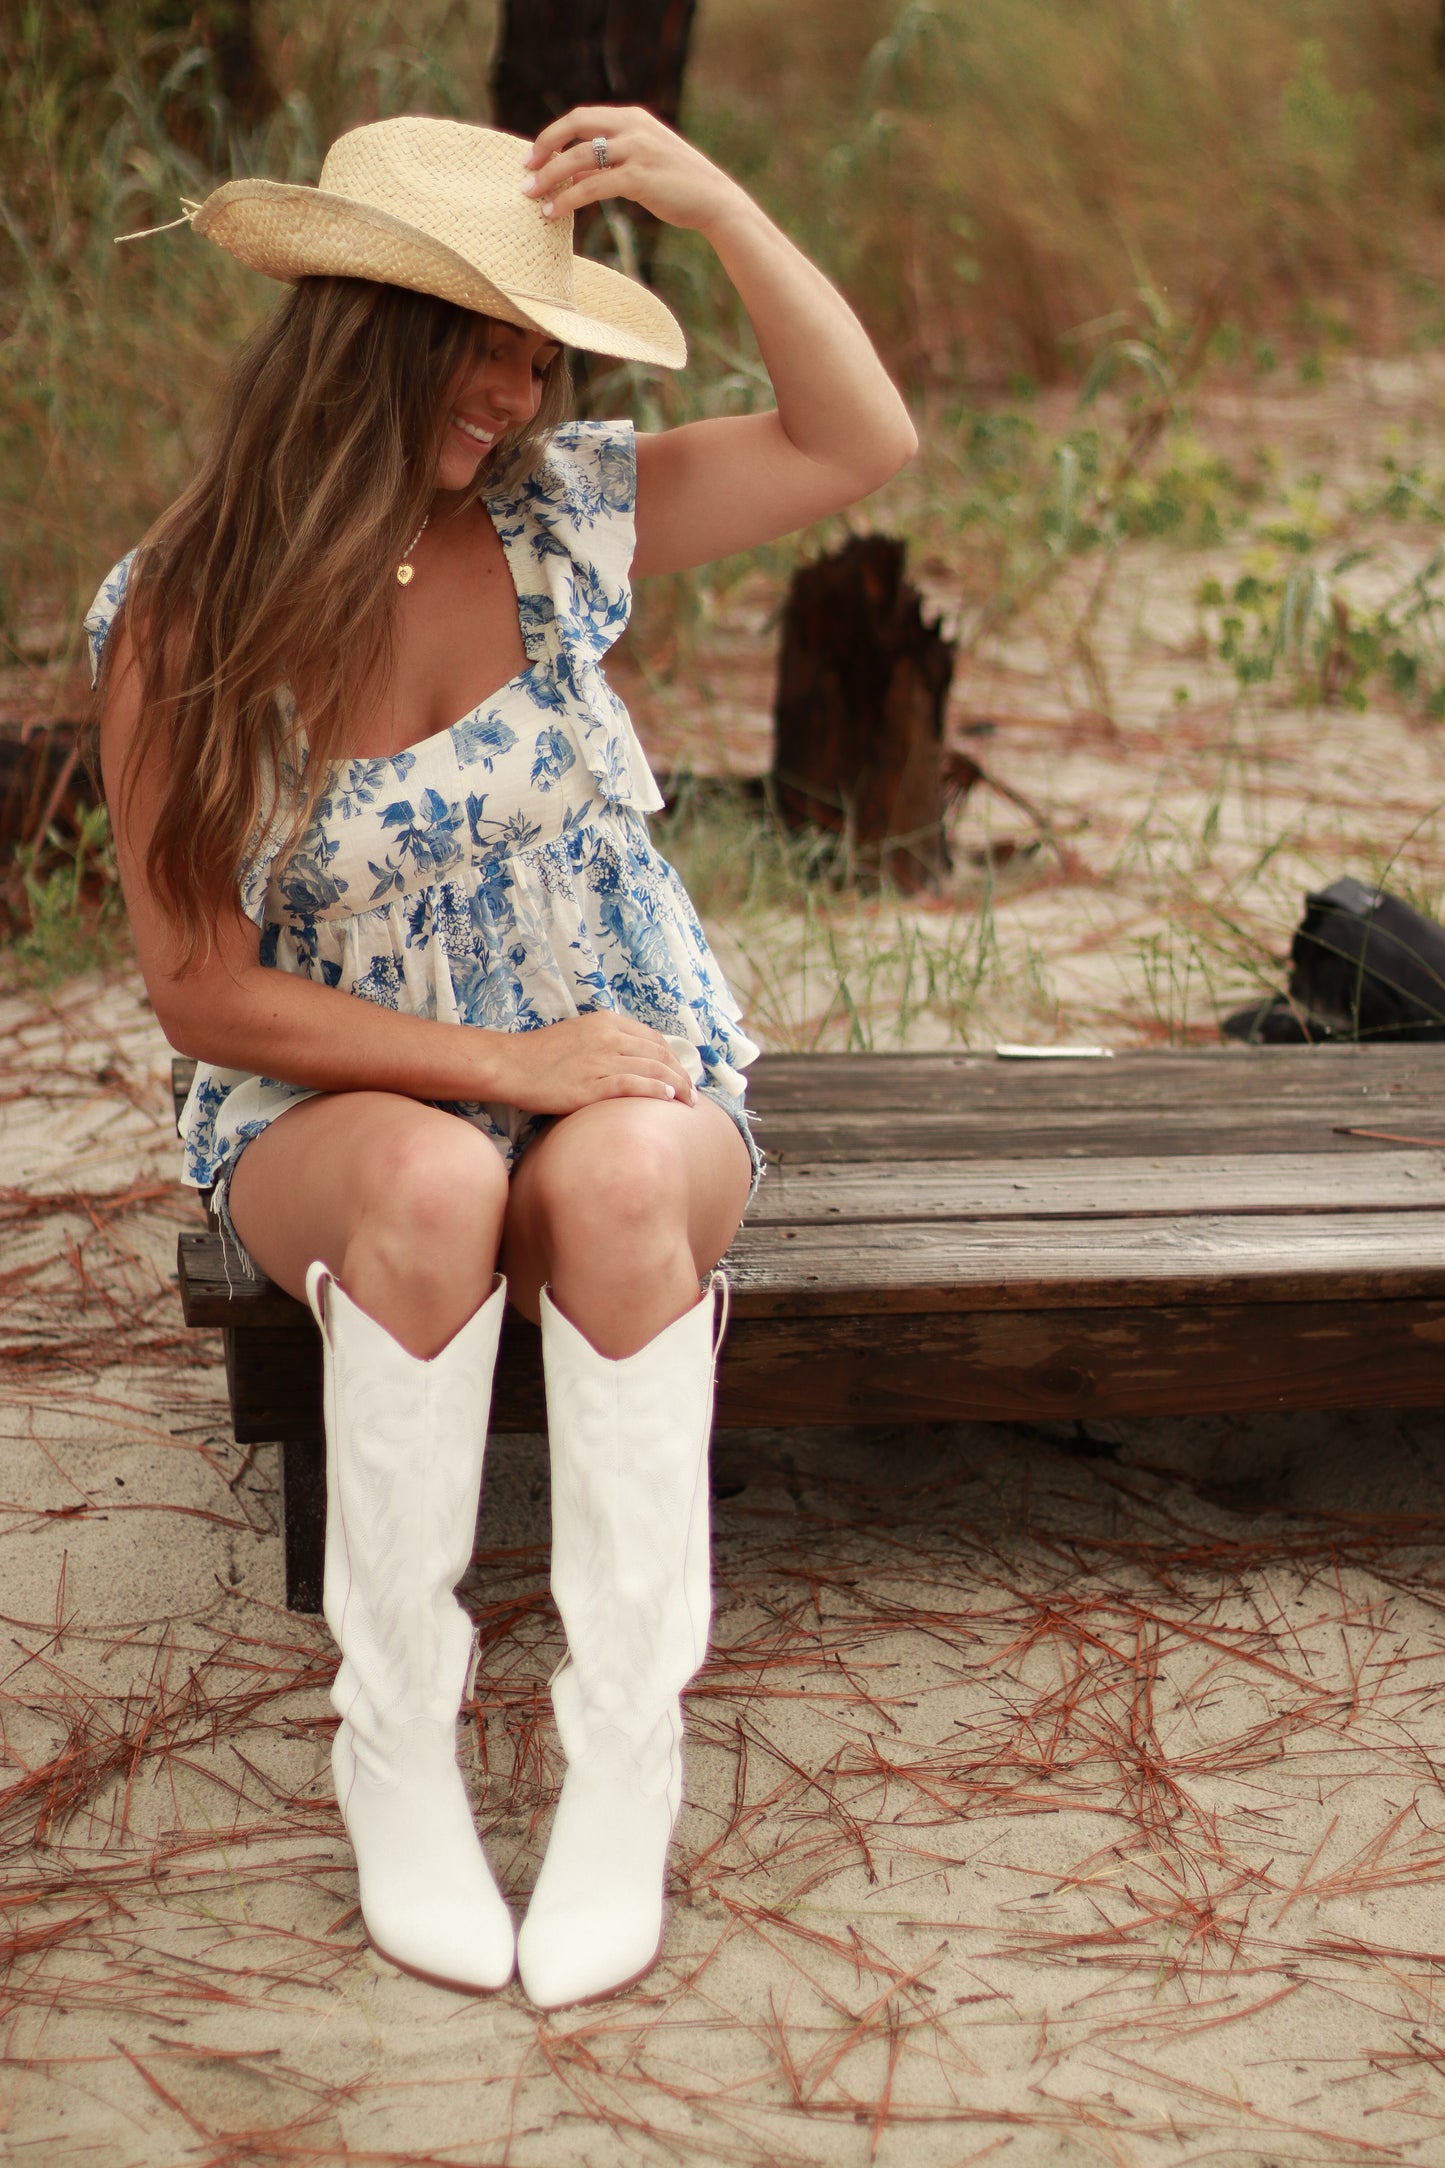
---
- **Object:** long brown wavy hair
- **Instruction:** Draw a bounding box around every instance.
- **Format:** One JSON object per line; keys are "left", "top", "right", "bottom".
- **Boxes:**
{"left": 107, "top": 276, "right": 572, "bottom": 963}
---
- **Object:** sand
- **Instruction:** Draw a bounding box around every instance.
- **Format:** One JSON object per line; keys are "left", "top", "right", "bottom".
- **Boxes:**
{"left": 3, "top": 974, "right": 1444, "bottom": 2167}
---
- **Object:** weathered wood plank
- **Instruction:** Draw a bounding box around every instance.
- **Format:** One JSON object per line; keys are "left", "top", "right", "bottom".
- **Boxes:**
{"left": 180, "top": 1233, "right": 302, "bottom": 1331}
{"left": 172, "top": 1044, "right": 1445, "bottom": 1131}
{"left": 722, "top": 1211, "right": 1445, "bottom": 1313}
{"left": 747, "top": 1044, "right": 1445, "bottom": 1112}
{"left": 752, "top": 1106, "right": 1445, "bottom": 1163}
{"left": 180, "top": 1208, "right": 1445, "bottom": 1329}
{"left": 713, "top": 1300, "right": 1445, "bottom": 1423}
{"left": 753, "top": 1150, "right": 1445, "bottom": 1223}
{"left": 209, "top": 1295, "right": 1445, "bottom": 1439}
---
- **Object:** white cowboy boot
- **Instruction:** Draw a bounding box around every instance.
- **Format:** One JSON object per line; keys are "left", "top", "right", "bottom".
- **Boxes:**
{"left": 517, "top": 1277, "right": 727, "bottom": 2010}
{"left": 307, "top": 1263, "right": 515, "bottom": 1992}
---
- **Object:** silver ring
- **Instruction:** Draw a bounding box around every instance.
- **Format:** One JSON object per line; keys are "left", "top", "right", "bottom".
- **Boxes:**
{"left": 591, "top": 135, "right": 610, "bottom": 170}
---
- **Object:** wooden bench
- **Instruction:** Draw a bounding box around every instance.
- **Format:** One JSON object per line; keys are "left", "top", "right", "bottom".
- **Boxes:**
{"left": 173, "top": 1045, "right": 1445, "bottom": 1611}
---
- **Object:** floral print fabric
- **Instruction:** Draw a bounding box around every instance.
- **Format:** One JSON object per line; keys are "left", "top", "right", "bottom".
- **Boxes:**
{"left": 84, "top": 419, "right": 759, "bottom": 1192}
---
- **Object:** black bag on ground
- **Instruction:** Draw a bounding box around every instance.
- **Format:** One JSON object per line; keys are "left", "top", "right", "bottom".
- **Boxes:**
{"left": 1223, "top": 877, "right": 1445, "bottom": 1043}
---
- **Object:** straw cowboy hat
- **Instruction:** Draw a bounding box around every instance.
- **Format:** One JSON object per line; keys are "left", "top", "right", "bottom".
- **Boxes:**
{"left": 191, "top": 115, "right": 686, "bottom": 369}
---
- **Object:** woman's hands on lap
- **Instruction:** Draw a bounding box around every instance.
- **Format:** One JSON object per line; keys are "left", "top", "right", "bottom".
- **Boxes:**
{"left": 487, "top": 1011, "right": 697, "bottom": 1115}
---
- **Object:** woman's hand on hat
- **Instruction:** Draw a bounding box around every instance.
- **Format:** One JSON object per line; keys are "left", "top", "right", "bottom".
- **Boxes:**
{"left": 485, "top": 1009, "right": 698, "bottom": 1113}
{"left": 522, "top": 106, "right": 746, "bottom": 236}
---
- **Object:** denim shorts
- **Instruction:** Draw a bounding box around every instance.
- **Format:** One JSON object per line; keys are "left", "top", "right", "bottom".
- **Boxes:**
{"left": 210, "top": 1078, "right": 763, "bottom": 1276}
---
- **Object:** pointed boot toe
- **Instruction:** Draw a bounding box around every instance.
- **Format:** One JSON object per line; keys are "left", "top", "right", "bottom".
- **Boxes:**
{"left": 517, "top": 1748, "right": 673, "bottom": 2007}
{"left": 517, "top": 1900, "right": 661, "bottom": 2011}
{"left": 338, "top": 1725, "right": 515, "bottom": 1992}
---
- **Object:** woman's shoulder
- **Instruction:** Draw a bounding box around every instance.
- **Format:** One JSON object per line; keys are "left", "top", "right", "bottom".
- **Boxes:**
{"left": 83, "top": 549, "right": 138, "bottom": 685}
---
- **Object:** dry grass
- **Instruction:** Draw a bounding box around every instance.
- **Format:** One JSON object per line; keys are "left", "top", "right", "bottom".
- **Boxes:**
{"left": 4, "top": 0, "right": 1445, "bottom": 637}
{"left": 625, "top": 350, "right": 1445, "bottom": 1053}
{"left": 690, "top": 0, "right": 1445, "bottom": 388}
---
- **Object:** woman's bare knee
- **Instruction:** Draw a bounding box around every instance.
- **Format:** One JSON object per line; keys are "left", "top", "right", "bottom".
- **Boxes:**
{"left": 529, "top": 1108, "right": 688, "bottom": 1261}
{"left": 228, "top": 1095, "right": 509, "bottom": 1357}
{"left": 343, "top": 1127, "right": 508, "bottom": 1348}
{"left": 503, "top": 1097, "right": 747, "bottom": 1355}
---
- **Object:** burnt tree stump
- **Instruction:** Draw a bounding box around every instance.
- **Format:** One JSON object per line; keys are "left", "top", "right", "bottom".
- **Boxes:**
{"left": 772, "top": 536, "right": 955, "bottom": 891}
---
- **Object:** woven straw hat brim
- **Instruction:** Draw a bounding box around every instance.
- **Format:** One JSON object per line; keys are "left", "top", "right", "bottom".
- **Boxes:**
{"left": 194, "top": 177, "right": 687, "bottom": 370}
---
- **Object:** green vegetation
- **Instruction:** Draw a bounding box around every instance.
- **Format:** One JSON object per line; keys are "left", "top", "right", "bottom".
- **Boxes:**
{"left": 1200, "top": 551, "right": 1445, "bottom": 715}
{"left": 5, "top": 1, "right": 1442, "bottom": 631}
{"left": 5, "top": 1, "right": 1445, "bottom": 1030}
{"left": 651, "top": 779, "right": 1019, "bottom": 1051}
{"left": 3, "top": 805, "right": 128, "bottom": 990}
{"left": 691, "top": 2, "right": 1445, "bottom": 387}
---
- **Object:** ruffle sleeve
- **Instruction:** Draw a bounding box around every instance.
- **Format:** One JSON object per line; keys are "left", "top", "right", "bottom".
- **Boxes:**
{"left": 83, "top": 551, "right": 136, "bottom": 686}
{"left": 488, "top": 419, "right": 665, "bottom": 816}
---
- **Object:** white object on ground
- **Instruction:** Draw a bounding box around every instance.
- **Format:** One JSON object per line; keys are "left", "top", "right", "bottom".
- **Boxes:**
{"left": 993, "top": 1043, "right": 1116, "bottom": 1059}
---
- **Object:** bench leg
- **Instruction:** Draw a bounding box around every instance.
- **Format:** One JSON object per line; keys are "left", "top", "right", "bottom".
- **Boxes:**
{"left": 222, "top": 1325, "right": 328, "bottom": 1615}
{"left": 281, "top": 1433, "right": 326, "bottom": 1615}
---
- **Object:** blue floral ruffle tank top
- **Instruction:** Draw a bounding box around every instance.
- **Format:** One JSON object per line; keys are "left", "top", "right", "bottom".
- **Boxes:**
{"left": 84, "top": 420, "right": 759, "bottom": 1190}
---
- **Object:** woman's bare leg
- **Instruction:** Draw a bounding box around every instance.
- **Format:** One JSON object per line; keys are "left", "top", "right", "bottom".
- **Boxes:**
{"left": 505, "top": 1091, "right": 750, "bottom": 2008}
{"left": 501, "top": 1092, "right": 753, "bottom": 1356}
{"left": 226, "top": 1090, "right": 517, "bottom": 1991}
{"left": 225, "top": 1091, "right": 510, "bottom": 1358}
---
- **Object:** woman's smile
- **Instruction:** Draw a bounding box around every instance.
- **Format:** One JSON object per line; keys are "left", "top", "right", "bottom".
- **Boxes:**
{"left": 451, "top": 410, "right": 498, "bottom": 442}
{"left": 444, "top": 409, "right": 500, "bottom": 474}
{"left": 437, "top": 408, "right": 504, "bottom": 488}
{"left": 436, "top": 323, "right": 560, "bottom": 484}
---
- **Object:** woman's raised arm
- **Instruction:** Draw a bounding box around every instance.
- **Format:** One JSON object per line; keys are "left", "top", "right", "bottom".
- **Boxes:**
{"left": 523, "top": 107, "right": 919, "bottom": 576}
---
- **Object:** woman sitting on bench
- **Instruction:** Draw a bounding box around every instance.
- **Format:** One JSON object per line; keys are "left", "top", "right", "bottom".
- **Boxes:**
{"left": 90, "top": 109, "right": 914, "bottom": 2008}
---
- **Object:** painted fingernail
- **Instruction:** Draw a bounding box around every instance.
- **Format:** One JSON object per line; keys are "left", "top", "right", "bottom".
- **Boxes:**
{"left": 664, "top": 1084, "right": 676, "bottom": 1099}
{"left": 541, "top": 200, "right": 555, "bottom": 218}
{"left": 521, "top": 174, "right": 537, "bottom": 193}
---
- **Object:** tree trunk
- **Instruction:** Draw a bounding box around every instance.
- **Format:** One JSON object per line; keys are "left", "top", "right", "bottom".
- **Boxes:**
{"left": 490, "top": 0, "right": 697, "bottom": 288}
{"left": 199, "top": 0, "right": 279, "bottom": 128}
{"left": 491, "top": 0, "right": 697, "bottom": 131}
{"left": 74, "top": 2, "right": 279, "bottom": 155}
{"left": 771, "top": 536, "right": 955, "bottom": 892}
